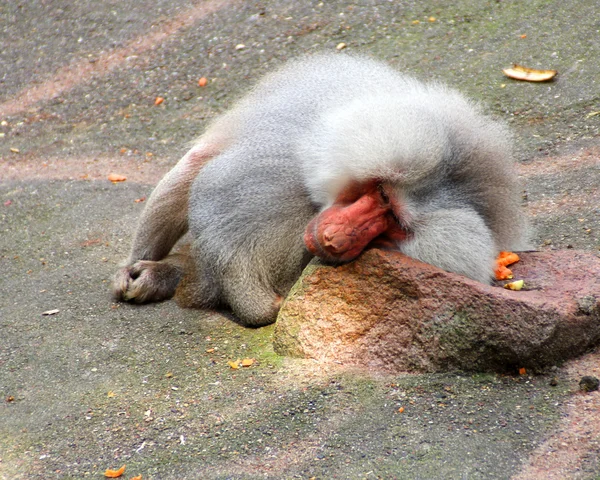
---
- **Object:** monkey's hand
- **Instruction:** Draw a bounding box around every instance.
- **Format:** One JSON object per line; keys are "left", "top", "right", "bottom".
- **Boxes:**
{"left": 113, "top": 259, "right": 184, "bottom": 304}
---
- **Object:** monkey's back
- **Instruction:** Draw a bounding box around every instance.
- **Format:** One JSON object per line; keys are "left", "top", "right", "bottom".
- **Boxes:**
{"left": 188, "top": 54, "right": 527, "bottom": 290}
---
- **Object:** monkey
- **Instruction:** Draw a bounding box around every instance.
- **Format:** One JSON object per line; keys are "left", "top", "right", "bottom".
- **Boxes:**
{"left": 113, "top": 53, "right": 529, "bottom": 327}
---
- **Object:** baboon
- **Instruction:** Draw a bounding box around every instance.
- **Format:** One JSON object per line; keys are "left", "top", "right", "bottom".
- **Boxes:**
{"left": 114, "top": 53, "right": 528, "bottom": 326}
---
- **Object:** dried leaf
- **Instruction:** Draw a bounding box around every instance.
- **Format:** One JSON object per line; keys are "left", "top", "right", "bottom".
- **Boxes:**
{"left": 108, "top": 173, "right": 127, "bottom": 183}
{"left": 504, "top": 279, "right": 525, "bottom": 291}
{"left": 107, "top": 391, "right": 116, "bottom": 398}
{"left": 130, "top": 476, "right": 142, "bottom": 480}
{"left": 502, "top": 64, "right": 557, "bottom": 82}
{"left": 104, "top": 465, "right": 126, "bottom": 478}
{"left": 519, "top": 367, "right": 527, "bottom": 375}
{"left": 10, "top": 147, "right": 20, "bottom": 153}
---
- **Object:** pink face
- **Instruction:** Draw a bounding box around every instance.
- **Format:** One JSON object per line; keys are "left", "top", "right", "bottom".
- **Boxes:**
{"left": 303, "top": 180, "right": 411, "bottom": 262}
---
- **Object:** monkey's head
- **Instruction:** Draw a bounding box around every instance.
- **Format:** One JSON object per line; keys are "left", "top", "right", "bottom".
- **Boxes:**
{"left": 300, "top": 96, "right": 452, "bottom": 263}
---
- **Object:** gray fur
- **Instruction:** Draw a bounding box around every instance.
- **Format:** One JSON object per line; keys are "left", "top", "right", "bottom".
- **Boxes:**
{"left": 113, "top": 53, "right": 528, "bottom": 326}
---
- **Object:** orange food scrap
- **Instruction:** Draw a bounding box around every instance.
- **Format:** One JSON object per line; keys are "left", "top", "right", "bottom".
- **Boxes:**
{"left": 198, "top": 77, "right": 208, "bottom": 87}
{"left": 495, "top": 251, "right": 520, "bottom": 280}
{"left": 519, "top": 367, "right": 527, "bottom": 375}
{"left": 104, "top": 465, "right": 126, "bottom": 478}
{"left": 154, "top": 96, "right": 164, "bottom": 105}
{"left": 241, "top": 358, "right": 254, "bottom": 367}
{"left": 494, "top": 264, "right": 513, "bottom": 281}
{"left": 108, "top": 173, "right": 127, "bottom": 183}
{"left": 497, "top": 251, "right": 520, "bottom": 267}
{"left": 398, "top": 406, "right": 405, "bottom": 413}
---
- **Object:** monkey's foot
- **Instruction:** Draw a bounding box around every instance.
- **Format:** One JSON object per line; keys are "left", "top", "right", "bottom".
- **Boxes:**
{"left": 113, "top": 260, "right": 184, "bottom": 304}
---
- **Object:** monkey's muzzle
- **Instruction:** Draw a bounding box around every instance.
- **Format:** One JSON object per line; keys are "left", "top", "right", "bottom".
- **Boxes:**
{"left": 304, "top": 184, "right": 407, "bottom": 262}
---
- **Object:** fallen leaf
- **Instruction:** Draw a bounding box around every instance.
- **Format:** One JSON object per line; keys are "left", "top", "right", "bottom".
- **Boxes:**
{"left": 108, "top": 173, "right": 127, "bottom": 183}
{"left": 241, "top": 358, "right": 254, "bottom": 367}
{"left": 107, "top": 391, "right": 116, "bottom": 398}
{"left": 130, "top": 475, "right": 142, "bottom": 480}
{"left": 154, "top": 97, "right": 164, "bottom": 105}
{"left": 504, "top": 279, "right": 525, "bottom": 291}
{"left": 587, "top": 111, "right": 600, "bottom": 118}
{"left": 198, "top": 77, "right": 208, "bottom": 87}
{"left": 520, "top": 34, "right": 527, "bottom": 39}
{"left": 519, "top": 367, "right": 527, "bottom": 375}
{"left": 502, "top": 64, "right": 557, "bottom": 82}
{"left": 42, "top": 309, "right": 60, "bottom": 316}
{"left": 6, "top": 396, "right": 15, "bottom": 402}
{"left": 336, "top": 42, "right": 347, "bottom": 50}
{"left": 165, "top": 372, "right": 174, "bottom": 378}
{"left": 104, "top": 465, "right": 126, "bottom": 478}
{"left": 428, "top": 16, "right": 436, "bottom": 22}
{"left": 398, "top": 406, "right": 405, "bottom": 413}
{"left": 228, "top": 359, "right": 241, "bottom": 370}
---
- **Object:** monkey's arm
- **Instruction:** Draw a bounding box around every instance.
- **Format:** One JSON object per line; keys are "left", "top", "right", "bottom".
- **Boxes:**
{"left": 114, "top": 142, "right": 218, "bottom": 302}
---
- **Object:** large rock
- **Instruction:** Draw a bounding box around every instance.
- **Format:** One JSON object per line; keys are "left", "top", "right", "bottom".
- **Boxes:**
{"left": 273, "top": 249, "right": 600, "bottom": 373}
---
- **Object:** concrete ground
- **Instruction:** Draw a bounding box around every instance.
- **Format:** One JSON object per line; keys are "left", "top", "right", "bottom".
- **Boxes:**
{"left": 1, "top": 1, "right": 599, "bottom": 479}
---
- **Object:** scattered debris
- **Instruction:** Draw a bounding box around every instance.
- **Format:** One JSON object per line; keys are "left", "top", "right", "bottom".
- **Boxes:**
{"left": 104, "top": 465, "right": 126, "bottom": 478}
{"left": 495, "top": 251, "right": 520, "bottom": 280}
{"left": 504, "top": 279, "right": 525, "bottom": 291}
{"left": 42, "top": 309, "right": 60, "bottom": 316}
{"left": 502, "top": 64, "right": 557, "bottom": 82}
{"left": 108, "top": 173, "right": 127, "bottom": 183}
{"left": 154, "top": 97, "right": 164, "bottom": 105}
{"left": 198, "top": 77, "right": 208, "bottom": 87}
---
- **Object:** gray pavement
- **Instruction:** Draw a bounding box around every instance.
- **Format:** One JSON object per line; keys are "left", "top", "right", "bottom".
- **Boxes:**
{"left": 1, "top": 1, "right": 599, "bottom": 479}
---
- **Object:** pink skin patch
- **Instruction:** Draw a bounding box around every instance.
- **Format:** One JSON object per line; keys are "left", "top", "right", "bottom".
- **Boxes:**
{"left": 304, "top": 181, "right": 410, "bottom": 262}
